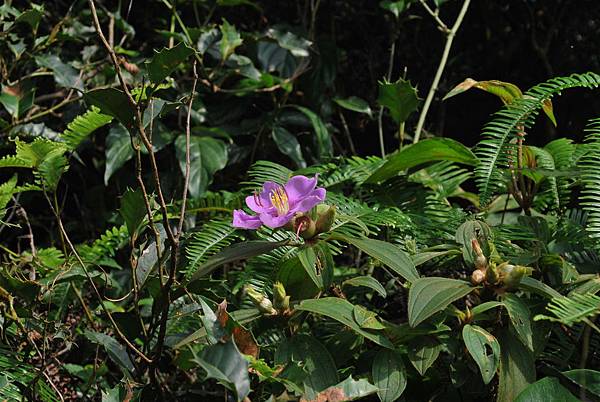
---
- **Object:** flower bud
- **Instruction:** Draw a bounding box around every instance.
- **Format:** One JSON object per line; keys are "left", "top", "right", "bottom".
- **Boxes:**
{"left": 471, "top": 269, "right": 486, "bottom": 285}
{"left": 496, "top": 262, "right": 531, "bottom": 288}
{"left": 246, "top": 286, "right": 276, "bottom": 315}
{"left": 292, "top": 214, "right": 317, "bottom": 239}
{"left": 471, "top": 239, "right": 488, "bottom": 270}
{"left": 273, "top": 281, "right": 290, "bottom": 312}
{"left": 315, "top": 205, "right": 336, "bottom": 234}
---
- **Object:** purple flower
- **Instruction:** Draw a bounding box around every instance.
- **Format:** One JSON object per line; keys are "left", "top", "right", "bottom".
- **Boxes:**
{"left": 233, "top": 175, "right": 326, "bottom": 229}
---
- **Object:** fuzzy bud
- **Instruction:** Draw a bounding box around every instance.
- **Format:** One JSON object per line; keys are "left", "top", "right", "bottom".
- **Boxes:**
{"left": 273, "top": 282, "right": 290, "bottom": 312}
{"left": 471, "top": 269, "right": 486, "bottom": 285}
{"left": 497, "top": 262, "right": 531, "bottom": 288}
{"left": 315, "top": 205, "right": 336, "bottom": 234}
{"left": 471, "top": 239, "right": 488, "bottom": 271}
{"left": 246, "top": 286, "right": 276, "bottom": 315}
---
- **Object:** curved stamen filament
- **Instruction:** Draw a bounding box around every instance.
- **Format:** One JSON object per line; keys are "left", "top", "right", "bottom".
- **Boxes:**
{"left": 270, "top": 186, "right": 289, "bottom": 215}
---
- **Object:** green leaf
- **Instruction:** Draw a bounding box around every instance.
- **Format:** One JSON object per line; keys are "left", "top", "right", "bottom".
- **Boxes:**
{"left": 471, "top": 301, "right": 504, "bottom": 318}
{"left": 408, "top": 337, "right": 441, "bottom": 375}
{"left": 462, "top": 324, "right": 500, "bottom": 384}
{"left": 219, "top": 20, "right": 242, "bottom": 60}
{"left": 366, "top": 138, "right": 478, "bottom": 183}
{"left": 0, "top": 84, "right": 34, "bottom": 119}
{"left": 298, "top": 247, "right": 323, "bottom": 290}
{"left": 562, "top": 369, "right": 600, "bottom": 397}
{"left": 188, "top": 240, "right": 288, "bottom": 283}
{"left": 291, "top": 105, "right": 332, "bottom": 159}
{"left": 313, "top": 377, "right": 379, "bottom": 401}
{"left": 443, "top": 78, "right": 523, "bottom": 105}
{"left": 267, "top": 27, "right": 312, "bottom": 57}
{"left": 334, "top": 96, "right": 373, "bottom": 118}
{"left": 455, "top": 220, "right": 492, "bottom": 267}
{"left": 36, "top": 54, "right": 84, "bottom": 91}
{"left": 272, "top": 126, "right": 306, "bottom": 168}
{"left": 84, "top": 331, "right": 134, "bottom": 374}
{"left": 59, "top": 107, "right": 113, "bottom": 150}
{"left": 377, "top": 78, "right": 419, "bottom": 124}
{"left": 379, "top": 0, "right": 410, "bottom": 18}
{"left": 503, "top": 294, "right": 533, "bottom": 351}
{"left": 277, "top": 256, "right": 321, "bottom": 300}
{"left": 15, "top": 7, "right": 43, "bottom": 31}
{"left": 119, "top": 188, "right": 146, "bottom": 236}
{"left": 104, "top": 123, "right": 134, "bottom": 185}
{"left": 518, "top": 276, "right": 562, "bottom": 299}
{"left": 343, "top": 276, "right": 387, "bottom": 298}
{"left": 194, "top": 339, "right": 250, "bottom": 401}
{"left": 514, "top": 377, "right": 579, "bottom": 402}
{"left": 296, "top": 298, "right": 393, "bottom": 348}
{"left": 372, "top": 349, "right": 407, "bottom": 402}
{"left": 275, "top": 334, "right": 339, "bottom": 400}
{"left": 408, "top": 277, "right": 473, "bottom": 327}
{"left": 340, "top": 236, "right": 419, "bottom": 283}
{"left": 174, "top": 135, "right": 228, "bottom": 198}
{"left": 84, "top": 88, "right": 136, "bottom": 131}
{"left": 0, "top": 175, "right": 18, "bottom": 220}
{"left": 497, "top": 330, "right": 536, "bottom": 402}
{"left": 146, "top": 43, "right": 194, "bottom": 83}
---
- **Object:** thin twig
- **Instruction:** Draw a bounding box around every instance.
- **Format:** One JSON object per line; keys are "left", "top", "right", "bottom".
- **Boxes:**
{"left": 413, "top": 0, "right": 471, "bottom": 143}
{"left": 43, "top": 190, "right": 152, "bottom": 363}
{"left": 418, "top": 0, "right": 449, "bottom": 33}
{"left": 177, "top": 61, "right": 198, "bottom": 236}
{"left": 378, "top": 41, "right": 396, "bottom": 157}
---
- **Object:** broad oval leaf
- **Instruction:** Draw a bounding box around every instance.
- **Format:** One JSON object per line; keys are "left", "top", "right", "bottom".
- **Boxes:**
{"left": 275, "top": 334, "right": 339, "bottom": 400}
{"left": 175, "top": 135, "right": 228, "bottom": 198}
{"left": 462, "top": 324, "right": 500, "bottom": 384}
{"left": 296, "top": 298, "right": 393, "bottom": 348}
{"left": 340, "top": 236, "right": 419, "bottom": 283}
{"left": 291, "top": 105, "right": 332, "bottom": 159}
{"left": 272, "top": 126, "right": 306, "bottom": 168}
{"left": 84, "top": 88, "right": 136, "bottom": 131}
{"left": 503, "top": 294, "right": 533, "bottom": 351}
{"left": 188, "top": 240, "right": 289, "bottom": 283}
{"left": 514, "top": 377, "right": 579, "bottom": 402}
{"left": 562, "top": 369, "right": 600, "bottom": 397}
{"left": 333, "top": 96, "right": 372, "bottom": 118}
{"left": 104, "top": 123, "right": 134, "bottom": 185}
{"left": 407, "top": 337, "right": 441, "bottom": 375}
{"left": 497, "top": 330, "right": 536, "bottom": 402}
{"left": 408, "top": 277, "right": 473, "bottom": 327}
{"left": 366, "top": 138, "right": 477, "bottom": 184}
{"left": 372, "top": 349, "right": 406, "bottom": 402}
{"left": 195, "top": 339, "right": 250, "bottom": 401}
{"left": 343, "top": 275, "right": 387, "bottom": 298}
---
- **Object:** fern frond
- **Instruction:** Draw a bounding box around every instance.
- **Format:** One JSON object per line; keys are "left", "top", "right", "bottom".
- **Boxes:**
{"left": 242, "top": 160, "right": 293, "bottom": 190}
{"left": 579, "top": 118, "right": 600, "bottom": 242}
{"left": 59, "top": 106, "right": 112, "bottom": 150}
{"left": 535, "top": 293, "right": 600, "bottom": 329}
{"left": 475, "top": 72, "right": 600, "bottom": 205}
{"left": 530, "top": 146, "right": 560, "bottom": 211}
{"left": 78, "top": 224, "right": 129, "bottom": 262}
{"left": 183, "top": 219, "right": 240, "bottom": 279}
{"left": 545, "top": 138, "right": 576, "bottom": 208}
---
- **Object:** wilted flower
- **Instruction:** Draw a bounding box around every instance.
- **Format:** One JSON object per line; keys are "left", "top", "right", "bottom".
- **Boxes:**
{"left": 232, "top": 175, "right": 326, "bottom": 229}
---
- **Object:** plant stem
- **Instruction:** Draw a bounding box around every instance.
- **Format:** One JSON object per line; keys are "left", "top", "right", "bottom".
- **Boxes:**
{"left": 378, "top": 41, "right": 396, "bottom": 157}
{"left": 413, "top": 0, "right": 471, "bottom": 143}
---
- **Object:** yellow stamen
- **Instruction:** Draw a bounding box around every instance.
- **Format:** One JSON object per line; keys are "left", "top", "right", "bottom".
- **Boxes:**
{"left": 270, "top": 186, "right": 289, "bottom": 215}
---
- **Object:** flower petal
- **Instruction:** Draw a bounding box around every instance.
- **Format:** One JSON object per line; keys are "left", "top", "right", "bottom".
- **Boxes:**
{"left": 245, "top": 195, "right": 268, "bottom": 213}
{"left": 259, "top": 212, "right": 294, "bottom": 228}
{"left": 232, "top": 210, "right": 262, "bottom": 229}
{"left": 290, "top": 188, "right": 326, "bottom": 213}
{"left": 284, "top": 175, "right": 318, "bottom": 201}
